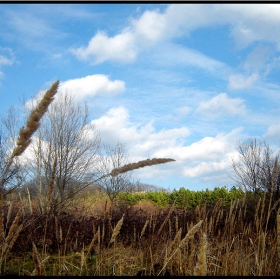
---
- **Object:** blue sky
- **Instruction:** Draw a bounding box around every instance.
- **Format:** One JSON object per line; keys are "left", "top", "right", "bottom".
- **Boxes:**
{"left": 1, "top": 3, "right": 280, "bottom": 191}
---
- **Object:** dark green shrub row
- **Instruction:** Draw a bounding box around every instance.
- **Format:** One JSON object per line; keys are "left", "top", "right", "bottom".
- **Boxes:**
{"left": 118, "top": 186, "right": 245, "bottom": 209}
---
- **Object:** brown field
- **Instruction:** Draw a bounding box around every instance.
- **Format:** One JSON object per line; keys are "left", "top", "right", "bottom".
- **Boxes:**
{"left": 0, "top": 193, "right": 279, "bottom": 276}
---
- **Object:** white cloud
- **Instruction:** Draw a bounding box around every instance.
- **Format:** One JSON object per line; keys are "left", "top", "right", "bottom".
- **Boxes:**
{"left": 224, "top": 4, "right": 280, "bottom": 49}
{"left": 72, "top": 31, "right": 137, "bottom": 64}
{"left": 195, "top": 93, "right": 246, "bottom": 118}
{"left": 91, "top": 106, "right": 190, "bottom": 154}
{"left": 150, "top": 128, "right": 243, "bottom": 183}
{"left": 242, "top": 46, "right": 271, "bottom": 73}
{"left": 229, "top": 73, "right": 258, "bottom": 90}
{"left": 90, "top": 106, "right": 243, "bottom": 184}
{"left": 155, "top": 44, "right": 229, "bottom": 75}
{"left": 25, "top": 74, "right": 125, "bottom": 109}
{"left": 263, "top": 124, "right": 280, "bottom": 142}
{"left": 0, "top": 55, "right": 13, "bottom": 66}
{"left": 0, "top": 48, "right": 16, "bottom": 81}
{"left": 20, "top": 103, "right": 244, "bottom": 187}
{"left": 0, "top": 47, "right": 15, "bottom": 67}
{"left": 132, "top": 9, "right": 168, "bottom": 45}
{"left": 172, "top": 106, "right": 192, "bottom": 120}
{"left": 152, "top": 128, "right": 242, "bottom": 162}
{"left": 72, "top": 4, "right": 280, "bottom": 65}
{"left": 60, "top": 74, "right": 125, "bottom": 100}
{"left": 183, "top": 159, "right": 229, "bottom": 178}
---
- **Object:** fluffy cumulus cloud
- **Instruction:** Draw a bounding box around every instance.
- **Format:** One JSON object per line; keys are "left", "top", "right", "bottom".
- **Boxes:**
{"left": 25, "top": 74, "right": 125, "bottom": 109}
{"left": 183, "top": 159, "right": 229, "bottom": 178}
{"left": 72, "top": 31, "right": 137, "bottom": 64}
{"left": 72, "top": 4, "right": 280, "bottom": 65}
{"left": 195, "top": 93, "right": 246, "bottom": 118}
{"left": 89, "top": 106, "right": 243, "bottom": 184}
{"left": 91, "top": 106, "right": 190, "bottom": 154}
{"left": 59, "top": 74, "right": 125, "bottom": 100}
{"left": 224, "top": 4, "right": 280, "bottom": 49}
{"left": 149, "top": 127, "right": 243, "bottom": 183}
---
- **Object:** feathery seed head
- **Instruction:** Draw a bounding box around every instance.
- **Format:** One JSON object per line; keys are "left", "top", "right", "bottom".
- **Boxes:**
{"left": 110, "top": 158, "right": 175, "bottom": 177}
{"left": 109, "top": 214, "right": 124, "bottom": 244}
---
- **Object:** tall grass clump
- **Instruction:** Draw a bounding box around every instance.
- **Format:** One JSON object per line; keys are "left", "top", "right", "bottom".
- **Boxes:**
{"left": 0, "top": 81, "right": 59, "bottom": 274}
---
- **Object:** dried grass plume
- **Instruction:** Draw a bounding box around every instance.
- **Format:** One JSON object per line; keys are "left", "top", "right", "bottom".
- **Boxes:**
{"left": 110, "top": 158, "right": 175, "bottom": 177}
{"left": 12, "top": 80, "right": 59, "bottom": 158}
{"left": 193, "top": 232, "right": 208, "bottom": 276}
{"left": 109, "top": 214, "right": 124, "bottom": 244}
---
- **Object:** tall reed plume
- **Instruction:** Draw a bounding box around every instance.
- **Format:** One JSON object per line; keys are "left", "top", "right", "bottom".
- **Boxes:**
{"left": 109, "top": 214, "right": 124, "bottom": 244}
{"left": 110, "top": 158, "right": 175, "bottom": 177}
{"left": 0, "top": 80, "right": 59, "bottom": 191}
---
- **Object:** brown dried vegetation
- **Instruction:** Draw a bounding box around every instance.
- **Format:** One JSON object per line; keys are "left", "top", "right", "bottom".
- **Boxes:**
{"left": 0, "top": 194, "right": 278, "bottom": 276}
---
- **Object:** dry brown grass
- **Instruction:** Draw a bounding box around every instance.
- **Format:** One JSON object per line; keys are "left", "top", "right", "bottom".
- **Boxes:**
{"left": 1, "top": 195, "right": 279, "bottom": 276}
{"left": 131, "top": 199, "right": 158, "bottom": 215}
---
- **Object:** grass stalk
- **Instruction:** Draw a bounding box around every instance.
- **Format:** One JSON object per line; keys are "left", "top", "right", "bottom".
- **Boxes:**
{"left": 193, "top": 233, "right": 208, "bottom": 276}
{"left": 157, "top": 220, "right": 203, "bottom": 276}
{"left": 109, "top": 214, "right": 124, "bottom": 245}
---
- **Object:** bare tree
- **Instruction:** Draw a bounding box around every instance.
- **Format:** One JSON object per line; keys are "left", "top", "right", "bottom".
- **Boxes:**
{"left": 231, "top": 138, "right": 280, "bottom": 196}
{"left": 27, "top": 91, "right": 101, "bottom": 213}
{"left": 0, "top": 107, "right": 26, "bottom": 194}
{"left": 96, "top": 142, "right": 134, "bottom": 206}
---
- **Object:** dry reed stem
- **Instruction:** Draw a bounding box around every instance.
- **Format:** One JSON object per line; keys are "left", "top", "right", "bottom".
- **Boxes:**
{"left": 5, "top": 201, "right": 13, "bottom": 231}
{"left": 59, "top": 225, "right": 63, "bottom": 244}
{"left": 133, "top": 225, "right": 136, "bottom": 243}
{"left": 277, "top": 209, "right": 280, "bottom": 273}
{"left": 140, "top": 220, "right": 149, "bottom": 240}
{"left": 157, "top": 220, "right": 203, "bottom": 276}
{"left": 97, "top": 225, "right": 101, "bottom": 252}
{"left": 170, "top": 228, "right": 182, "bottom": 254}
{"left": 47, "top": 157, "right": 57, "bottom": 203}
{"left": 32, "top": 242, "right": 41, "bottom": 276}
{"left": 272, "top": 157, "right": 278, "bottom": 190}
{"left": 110, "top": 158, "right": 175, "bottom": 177}
{"left": 109, "top": 214, "right": 124, "bottom": 244}
{"left": 179, "top": 220, "right": 203, "bottom": 249}
{"left": 42, "top": 157, "right": 58, "bottom": 255}
{"left": 0, "top": 198, "right": 4, "bottom": 248}
{"left": 80, "top": 246, "right": 86, "bottom": 273}
{"left": 193, "top": 233, "right": 208, "bottom": 276}
{"left": 102, "top": 222, "right": 105, "bottom": 244}
{"left": 7, "top": 223, "right": 23, "bottom": 252}
{"left": 4, "top": 207, "right": 22, "bottom": 246}
{"left": 86, "top": 228, "right": 100, "bottom": 258}
{"left": 175, "top": 215, "right": 178, "bottom": 233}
{"left": 157, "top": 202, "right": 175, "bottom": 236}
